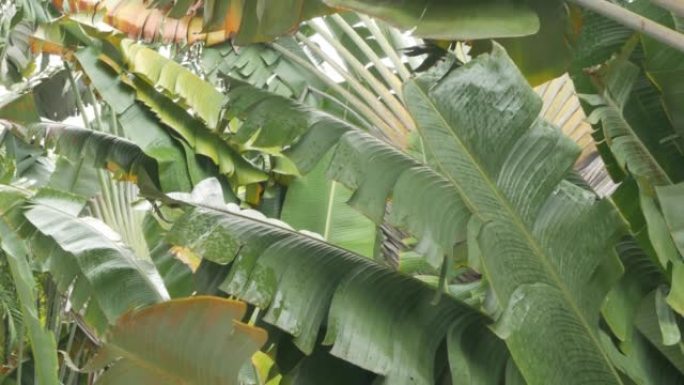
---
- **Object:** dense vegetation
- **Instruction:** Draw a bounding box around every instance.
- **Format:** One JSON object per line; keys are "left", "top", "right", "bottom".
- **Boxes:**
{"left": 0, "top": 0, "right": 683, "bottom": 384}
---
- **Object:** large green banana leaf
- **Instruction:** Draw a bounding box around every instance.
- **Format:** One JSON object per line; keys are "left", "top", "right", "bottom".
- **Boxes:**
{"left": 10, "top": 34, "right": 639, "bottom": 383}
{"left": 86, "top": 297, "right": 267, "bottom": 385}
{"left": 166, "top": 192, "right": 506, "bottom": 385}
{"left": 11, "top": 123, "right": 166, "bottom": 199}
{"left": 0, "top": 154, "right": 169, "bottom": 332}
{"left": 223, "top": 45, "right": 629, "bottom": 383}
{"left": 26, "top": 19, "right": 259, "bottom": 189}
{"left": 71, "top": 45, "right": 194, "bottom": 192}
{"left": 212, "top": 44, "right": 633, "bottom": 383}
{"left": 120, "top": 42, "right": 225, "bottom": 131}
{"left": 402, "top": 45, "right": 624, "bottom": 384}
{"left": 23, "top": 189, "right": 169, "bottom": 324}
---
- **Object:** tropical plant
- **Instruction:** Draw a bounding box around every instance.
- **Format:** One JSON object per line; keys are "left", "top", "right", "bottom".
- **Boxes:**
{"left": 1, "top": 0, "right": 684, "bottom": 384}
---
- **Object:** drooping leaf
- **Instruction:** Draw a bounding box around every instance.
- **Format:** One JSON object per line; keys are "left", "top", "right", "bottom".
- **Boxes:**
{"left": 215, "top": 53, "right": 630, "bottom": 385}
{"left": 22, "top": 189, "right": 169, "bottom": 324}
{"left": 87, "top": 297, "right": 267, "bottom": 385}
{"left": 121, "top": 41, "right": 225, "bottom": 131}
{"left": 78, "top": 40, "right": 268, "bottom": 186}
{"left": 166, "top": 186, "right": 505, "bottom": 385}
{"left": 18, "top": 122, "right": 166, "bottom": 199}
{"left": 198, "top": 43, "right": 626, "bottom": 385}
{"left": 74, "top": 46, "right": 195, "bottom": 193}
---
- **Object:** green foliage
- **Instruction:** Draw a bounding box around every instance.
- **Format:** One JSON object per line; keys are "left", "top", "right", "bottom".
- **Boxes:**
{"left": 0, "top": 206, "right": 59, "bottom": 385}
{"left": 2, "top": 2, "right": 684, "bottom": 384}
{"left": 165, "top": 182, "right": 502, "bottom": 385}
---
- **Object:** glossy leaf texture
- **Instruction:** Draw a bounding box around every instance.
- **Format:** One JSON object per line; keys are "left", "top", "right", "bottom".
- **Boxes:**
{"left": 220, "top": 45, "right": 628, "bottom": 384}
{"left": 165, "top": 189, "right": 508, "bottom": 385}
{"left": 87, "top": 297, "right": 267, "bottom": 385}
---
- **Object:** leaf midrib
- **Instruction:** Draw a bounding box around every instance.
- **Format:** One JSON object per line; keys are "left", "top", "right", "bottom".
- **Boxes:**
{"left": 601, "top": 91, "right": 672, "bottom": 185}
{"left": 409, "top": 80, "right": 623, "bottom": 383}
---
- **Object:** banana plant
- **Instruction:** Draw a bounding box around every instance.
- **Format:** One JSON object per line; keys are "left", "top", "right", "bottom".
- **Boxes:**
{"left": 568, "top": 0, "right": 684, "bottom": 363}
{"left": 8, "top": 41, "right": 662, "bottom": 384}
{"left": 2, "top": 1, "right": 684, "bottom": 384}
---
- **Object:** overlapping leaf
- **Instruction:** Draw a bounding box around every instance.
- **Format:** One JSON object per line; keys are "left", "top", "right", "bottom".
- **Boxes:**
{"left": 401, "top": 45, "right": 625, "bottom": 384}
{"left": 165, "top": 188, "right": 504, "bottom": 385}
{"left": 160, "top": 44, "right": 635, "bottom": 385}
{"left": 325, "top": 0, "right": 540, "bottom": 40}
{"left": 0, "top": 218, "right": 59, "bottom": 385}
{"left": 23, "top": 189, "right": 169, "bottom": 325}
{"left": 280, "top": 156, "right": 377, "bottom": 257}
{"left": 51, "top": 0, "right": 331, "bottom": 45}
{"left": 72, "top": 45, "right": 196, "bottom": 192}
{"left": 79, "top": 41, "right": 268, "bottom": 185}
{"left": 570, "top": 2, "right": 684, "bottom": 350}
